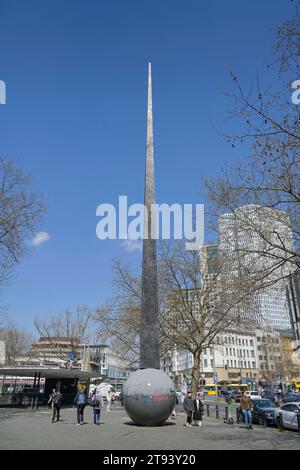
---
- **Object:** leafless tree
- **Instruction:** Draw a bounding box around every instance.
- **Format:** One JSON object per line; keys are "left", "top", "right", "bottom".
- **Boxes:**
{"left": 34, "top": 306, "right": 94, "bottom": 364}
{"left": 203, "top": 6, "right": 300, "bottom": 290}
{"left": 0, "top": 157, "right": 45, "bottom": 286}
{"left": 94, "top": 261, "right": 141, "bottom": 370}
{"left": 95, "top": 242, "right": 256, "bottom": 395}
{"left": 0, "top": 322, "right": 34, "bottom": 364}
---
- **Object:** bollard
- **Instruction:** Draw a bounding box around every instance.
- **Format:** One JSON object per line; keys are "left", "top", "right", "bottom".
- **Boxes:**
{"left": 236, "top": 407, "right": 240, "bottom": 424}
{"left": 206, "top": 404, "right": 210, "bottom": 417}
{"left": 216, "top": 404, "right": 219, "bottom": 419}
{"left": 297, "top": 413, "right": 300, "bottom": 434}
{"left": 225, "top": 405, "right": 228, "bottom": 421}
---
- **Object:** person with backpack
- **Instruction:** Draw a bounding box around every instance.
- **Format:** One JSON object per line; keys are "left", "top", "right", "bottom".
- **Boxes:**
{"left": 74, "top": 388, "right": 87, "bottom": 425}
{"left": 224, "top": 392, "right": 234, "bottom": 424}
{"left": 50, "top": 389, "right": 63, "bottom": 423}
{"left": 89, "top": 389, "right": 103, "bottom": 425}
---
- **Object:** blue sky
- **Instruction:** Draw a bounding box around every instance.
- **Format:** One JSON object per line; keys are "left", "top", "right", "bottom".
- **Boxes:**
{"left": 0, "top": 0, "right": 295, "bottom": 331}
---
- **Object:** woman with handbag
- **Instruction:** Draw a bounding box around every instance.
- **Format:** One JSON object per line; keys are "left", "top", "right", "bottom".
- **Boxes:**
{"left": 89, "top": 389, "right": 103, "bottom": 425}
{"left": 193, "top": 392, "right": 204, "bottom": 426}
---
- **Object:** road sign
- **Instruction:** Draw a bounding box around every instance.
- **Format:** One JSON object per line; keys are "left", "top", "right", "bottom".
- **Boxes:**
{"left": 70, "top": 351, "right": 75, "bottom": 361}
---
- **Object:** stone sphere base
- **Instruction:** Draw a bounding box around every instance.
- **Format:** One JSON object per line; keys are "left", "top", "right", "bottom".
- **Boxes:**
{"left": 123, "top": 368, "right": 176, "bottom": 426}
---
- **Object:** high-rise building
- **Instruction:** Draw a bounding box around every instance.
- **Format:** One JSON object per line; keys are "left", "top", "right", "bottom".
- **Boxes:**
{"left": 219, "top": 204, "right": 294, "bottom": 331}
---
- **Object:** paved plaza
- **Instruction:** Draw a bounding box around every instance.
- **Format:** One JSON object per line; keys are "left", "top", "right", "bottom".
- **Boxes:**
{"left": 0, "top": 404, "right": 300, "bottom": 450}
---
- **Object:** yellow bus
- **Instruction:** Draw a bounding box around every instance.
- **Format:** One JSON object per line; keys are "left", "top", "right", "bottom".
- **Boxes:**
{"left": 201, "top": 383, "right": 248, "bottom": 396}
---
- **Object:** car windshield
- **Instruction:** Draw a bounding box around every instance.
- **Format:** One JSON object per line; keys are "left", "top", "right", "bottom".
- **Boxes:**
{"left": 253, "top": 399, "right": 275, "bottom": 408}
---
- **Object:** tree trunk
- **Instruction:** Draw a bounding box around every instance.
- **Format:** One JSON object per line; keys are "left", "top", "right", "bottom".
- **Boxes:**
{"left": 191, "top": 351, "right": 201, "bottom": 398}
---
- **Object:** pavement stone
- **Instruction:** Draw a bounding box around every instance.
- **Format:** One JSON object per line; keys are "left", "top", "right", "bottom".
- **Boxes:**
{"left": 0, "top": 404, "right": 300, "bottom": 450}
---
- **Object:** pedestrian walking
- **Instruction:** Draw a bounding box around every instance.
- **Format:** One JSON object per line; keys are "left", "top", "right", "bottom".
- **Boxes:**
{"left": 106, "top": 389, "right": 112, "bottom": 413}
{"left": 47, "top": 388, "right": 56, "bottom": 415}
{"left": 239, "top": 393, "right": 253, "bottom": 430}
{"left": 74, "top": 388, "right": 88, "bottom": 425}
{"left": 89, "top": 389, "right": 103, "bottom": 425}
{"left": 171, "top": 394, "right": 179, "bottom": 419}
{"left": 49, "top": 389, "right": 63, "bottom": 423}
{"left": 224, "top": 392, "right": 234, "bottom": 424}
{"left": 193, "top": 393, "right": 203, "bottom": 426}
{"left": 183, "top": 390, "right": 194, "bottom": 427}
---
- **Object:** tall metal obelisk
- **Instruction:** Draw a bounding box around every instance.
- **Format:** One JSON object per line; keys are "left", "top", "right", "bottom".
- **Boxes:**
{"left": 123, "top": 65, "right": 175, "bottom": 426}
{"left": 140, "top": 62, "right": 160, "bottom": 370}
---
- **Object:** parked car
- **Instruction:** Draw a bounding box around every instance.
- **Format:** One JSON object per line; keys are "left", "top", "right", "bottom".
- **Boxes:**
{"left": 245, "top": 390, "right": 262, "bottom": 400}
{"left": 282, "top": 393, "right": 300, "bottom": 404}
{"left": 274, "top": 402, "right": 300, "bottom": 430}
{"left": 261, "top": 390, "right": 275, "bottom": 400}
{"left": 251, "top": 399, "right": 277, "bottom": 426}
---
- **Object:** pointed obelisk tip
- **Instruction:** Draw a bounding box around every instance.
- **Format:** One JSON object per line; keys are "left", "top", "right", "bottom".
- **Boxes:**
{"left": 148, "top": 62, "right": 151, "bottom": 72}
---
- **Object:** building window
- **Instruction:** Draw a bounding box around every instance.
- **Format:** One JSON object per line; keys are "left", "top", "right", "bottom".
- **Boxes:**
{"left": 210, "top": 359, "right": 214, "bottom": 367}
{"left": 252, "top": 362, "right": 256, "bottom": 368}
{"left": 204, "top": 359, "right": 208, "bottom": 367}
{"left": 250, "top": 340, "right": 254, "bottom": 346}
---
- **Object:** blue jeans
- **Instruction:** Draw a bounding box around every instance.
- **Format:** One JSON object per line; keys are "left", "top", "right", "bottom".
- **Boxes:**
{"left": 77, "top": 405, "right": 85, "bottom": 424}
{"left": 93, "top": 408, "right": 100, "bottom": 424}
{"left": 243, "top": 410, "right": 252, "bottom": 426}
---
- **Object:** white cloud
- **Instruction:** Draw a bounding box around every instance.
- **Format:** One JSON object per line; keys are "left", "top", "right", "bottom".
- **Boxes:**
{"left": 32, "top": 231, "right": 50, "bottom": 247}
{"left": 121, "top": 239, "right": 142, "bottom": 253}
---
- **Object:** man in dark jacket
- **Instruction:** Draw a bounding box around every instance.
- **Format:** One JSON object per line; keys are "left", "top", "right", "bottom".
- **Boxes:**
{"left": 50, "top": 389, "right": 63, "bottom": 423}
{"left": 74, "top": 389, "right": 88, "bottom": 425}
{"left": 183, "top": 391, "right": 194, "bottom": 427}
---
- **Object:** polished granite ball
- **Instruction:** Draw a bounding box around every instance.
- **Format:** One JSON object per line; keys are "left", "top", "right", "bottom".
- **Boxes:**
{"left": 123, "top": 368, "right": 176, "bottom": 426}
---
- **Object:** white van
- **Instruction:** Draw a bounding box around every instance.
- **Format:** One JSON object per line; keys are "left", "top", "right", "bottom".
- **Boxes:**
{"left": 90, "top": 383, "right": 116, "bottom": 400}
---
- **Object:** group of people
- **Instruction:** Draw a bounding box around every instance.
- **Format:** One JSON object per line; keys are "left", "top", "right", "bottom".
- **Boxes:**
{"left": 182, "top": 389, "right": 256, "bottom": 430}
{"left": 47, "top": 386, "right": 256, "bottom": 430}
{"left": 183, "top": 391, "right": 204, "bottom": 427}
{"left": 48, "top": 388, "right": 114, "bottom": 425}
